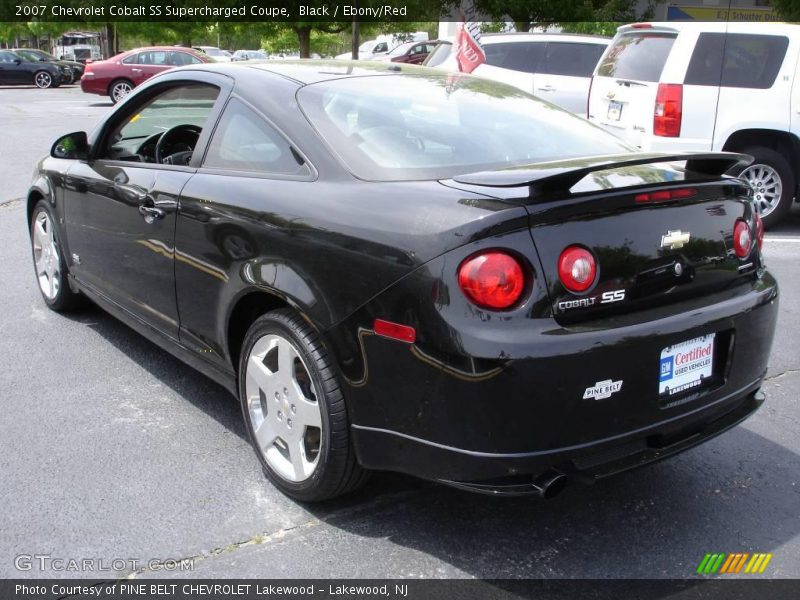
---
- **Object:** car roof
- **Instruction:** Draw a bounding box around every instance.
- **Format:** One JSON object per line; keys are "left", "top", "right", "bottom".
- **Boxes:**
{"left": 193, "top": 59, "right": 431, "bottom": 85}
{"left": 617, "top": 22, "right": 800, "bottom": 35}
{"left": 481, "top": 32, "right": 611, "bottom": 43}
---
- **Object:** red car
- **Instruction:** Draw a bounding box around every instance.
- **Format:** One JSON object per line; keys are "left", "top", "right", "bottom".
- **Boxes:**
{"left": 381, "top": 40, "right": 439, "bottom": 64}
{"left": 80, "top": 46, "right": 211, "bottom": 103}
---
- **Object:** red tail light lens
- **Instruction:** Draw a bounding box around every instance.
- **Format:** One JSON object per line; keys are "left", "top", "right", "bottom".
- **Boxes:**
{"left": 654, "top": 83, "right": 682, "bottom": 137}
{"left": 733, "top": 219, "right": 752, "bottom": 258}
{"left": 558, "top": 246, "right": 597, "bottom": 293}
{"left": 634, "top": 187, "right": 696, "bottom": 203}
{"left": 754, "top": 212, "right": 764, "bottom": 251}
{"left": 458, "top": 251, "right": 525, "bottom": 310}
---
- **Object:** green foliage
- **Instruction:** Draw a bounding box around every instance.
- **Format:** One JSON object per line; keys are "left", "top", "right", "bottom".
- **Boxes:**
{"left": 774, "top": 0, "right": 800, "bottom": 20}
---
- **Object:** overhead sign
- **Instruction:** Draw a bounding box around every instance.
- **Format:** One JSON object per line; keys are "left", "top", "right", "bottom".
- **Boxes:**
{"left": 667, "top": 4, "right": 780, "bottom": 22}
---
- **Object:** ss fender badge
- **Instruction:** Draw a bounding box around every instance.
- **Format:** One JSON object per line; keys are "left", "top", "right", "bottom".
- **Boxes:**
{"left": 583, "top": 379, "right": 623, "bottom": 400}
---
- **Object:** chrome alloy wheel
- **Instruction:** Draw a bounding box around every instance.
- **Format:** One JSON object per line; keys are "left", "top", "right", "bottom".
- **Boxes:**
{"left": 35, "top": 71, "right": 52, "bottom": 88}
{"left": 31, "top": 211, "right": 60, "bottom": 300}
{"left": 111, "top": 81, "right": 132, "bottom": 102}
{"left": 741, "top": 163, "right": 782, "bottom": 218}
{"left": 245, "top": 334, "right": 322, "bottom": 483}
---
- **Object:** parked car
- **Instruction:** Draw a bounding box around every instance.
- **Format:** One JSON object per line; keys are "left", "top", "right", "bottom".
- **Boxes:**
{"left": 232, "top": 50, "right": 268, "bottom": 62}
{"left": 0, "top": 50, "right": 63, "bottom": 88}
{"left": 193, "top": 46, "right": 232, "bottom": 63}
{"left": 430, "top": 33, "right": 610, "bottom": 114}
{"left": 30, "top": 61, "right": 777, "bottom": 502}
{"left": 588, "top": 22, "right": 800, "bottom": 228}
{"left": 80, "top": 46, "right": 211, "bottom": 103}
{"left": 378, "top": 40, "right": 439, "bottom": 64}
{"left": 422, "top": 39, "right": 452, "bottom": 68}
{"left": 12, "top": 48, "right": 84, "bottom": 83}
{"left": 335, "top": 39, "right": 391, "bottom": 61}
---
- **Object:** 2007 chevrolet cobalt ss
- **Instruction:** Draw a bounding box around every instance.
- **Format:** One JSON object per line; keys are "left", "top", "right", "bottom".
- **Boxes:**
{"left": 28, "top": 62, "right": 777, "bottom": 501}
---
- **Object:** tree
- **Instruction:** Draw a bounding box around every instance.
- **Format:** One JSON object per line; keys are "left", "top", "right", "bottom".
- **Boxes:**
{"left": 472, "top": 0, "right": 649, "bottom": 32}
{"left": 774, "top": 0, "right": 800, "bottom": 20}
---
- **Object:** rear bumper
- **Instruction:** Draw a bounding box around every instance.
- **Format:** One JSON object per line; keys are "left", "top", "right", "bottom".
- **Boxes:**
{"left": 80, "top": 76, "right": 106, "bottom": 95}
{"left": 343, "top": 268, "right": 778, "bottom": 485}
{"left": 353, "top": 382, "right": 764, "bottom": 484}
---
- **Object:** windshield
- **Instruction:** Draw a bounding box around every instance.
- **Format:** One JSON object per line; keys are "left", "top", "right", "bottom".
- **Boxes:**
{"left": 388, "top": 43, "right": 413, "bottom": 57}
{"left": 359, "top": 41, "right": 377, "bottom": 52}
{"left": 13, "top": 50, "right": 39, "bottom": 62}
{"left": 202, "top": 48, "right": 224, "bottom": 56}
{"left": 424, "top": 42, "right": 451, "bottom": 67}
{"left": 299, "top": 74, "right": 634, "bottom": 181}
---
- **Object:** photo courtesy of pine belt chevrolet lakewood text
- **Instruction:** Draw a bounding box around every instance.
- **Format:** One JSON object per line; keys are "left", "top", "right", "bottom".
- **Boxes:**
{"left": 28, "top": 61, "right": 777, "bottom": 501}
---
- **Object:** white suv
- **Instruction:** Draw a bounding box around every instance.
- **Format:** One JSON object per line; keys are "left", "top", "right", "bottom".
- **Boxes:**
{"left": 432, "top": 33, "right": 610, "bottom": 114}
{"left": 588, "top": 22, "right": 800, "bottom": 227}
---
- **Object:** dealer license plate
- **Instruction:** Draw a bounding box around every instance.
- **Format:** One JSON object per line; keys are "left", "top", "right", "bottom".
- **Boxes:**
{"left": 659, "top": 334, "right": 715, "bottom": 396}
{"left": 607, "top": 100, "right": 623, "bottom": 121}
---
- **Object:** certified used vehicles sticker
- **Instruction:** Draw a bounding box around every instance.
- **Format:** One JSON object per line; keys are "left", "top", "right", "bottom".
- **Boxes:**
{"left": 583, "top": 379, "right": 623, "bottom": 400}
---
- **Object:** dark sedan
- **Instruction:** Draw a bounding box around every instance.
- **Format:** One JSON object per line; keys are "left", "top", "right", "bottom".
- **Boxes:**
{"left": 0, "top": 50, "right": 63, "bottom": 88}
{"left": 28, "top": 62, "right": 777, "bottom": 501}
{"left": 12, "top": 48, "right": 84, "bottom": 83}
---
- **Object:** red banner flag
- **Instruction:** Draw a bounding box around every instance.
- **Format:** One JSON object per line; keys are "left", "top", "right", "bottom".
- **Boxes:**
{"left": 454, "top": 20, "right": 485, "bottom": 74}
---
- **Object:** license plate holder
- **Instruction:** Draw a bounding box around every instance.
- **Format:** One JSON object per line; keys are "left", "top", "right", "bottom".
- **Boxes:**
{"left": 659, "top": 334, "right": 715, "bottom": 397}
{"left": 607, "top": 100, "right": 623, "bottom": 122}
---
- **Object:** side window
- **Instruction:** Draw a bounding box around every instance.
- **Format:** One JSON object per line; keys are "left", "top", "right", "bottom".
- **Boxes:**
{"left": 375, "top": 42, "right": 388, "bottom": 53}
{"left": 0, "top": 51, "right": 16, "bottom": 63}
{"left": 122, "top": 53, "right": 138, "bottom": 65}
{"left": 204, "top": 98, "right": 309, "bottom": 176}
{"left": 170, "top": 51, "right": 201, "bottom": 66}
{"left": 142, "top": 51, "right": 170, "bottom": 66}
{"left": 102, "top": 84, "right": 219, "bottom": 161}
{"left": 686, "top": 33, "right": 788, "bottom": 89}
{"left": 685, "top": 33, "right": 725, "bottom": 86}
{"left": 539, "top": 42, "right": 606, "bottom": 77}
{"left": 483, "top": 42, "right": 544, "bottom": 74}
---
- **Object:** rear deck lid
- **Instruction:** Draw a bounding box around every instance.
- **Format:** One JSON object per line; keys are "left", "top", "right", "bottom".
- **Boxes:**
{"left": 449, "top": 152, "right": 760, "bottom": 323}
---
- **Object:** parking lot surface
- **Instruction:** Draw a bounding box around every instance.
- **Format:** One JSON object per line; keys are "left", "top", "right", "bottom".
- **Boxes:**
{"left": 1, "top": 84, "right": 799, "bottom": 580}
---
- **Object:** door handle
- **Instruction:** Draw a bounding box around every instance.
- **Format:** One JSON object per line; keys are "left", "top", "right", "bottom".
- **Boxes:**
{"left": 138, "top": 198, "right": 165, "bottom": 222}
{"left": 537, "top": 85, "right": 556, "bottom": 92}
{"left": 131, "top": 68, "right": 142, "bottom": 73}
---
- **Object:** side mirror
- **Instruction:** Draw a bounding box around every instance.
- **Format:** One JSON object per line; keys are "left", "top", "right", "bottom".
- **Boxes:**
{"left": 14, "top": 58, "right": 21, "bottom": 65}
{"left": 51, "top": 131, "right": 89, "bottom": 160}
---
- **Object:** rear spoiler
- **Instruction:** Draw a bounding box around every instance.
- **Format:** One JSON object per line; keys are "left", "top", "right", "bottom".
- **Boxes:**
{"left": 452, "top": 152, "right": 752, "bottom": 193}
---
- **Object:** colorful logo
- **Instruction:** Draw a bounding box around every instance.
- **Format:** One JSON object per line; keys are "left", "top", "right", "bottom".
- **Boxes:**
{"left": 696, "top": 553, "right": 773, "bottom": 575}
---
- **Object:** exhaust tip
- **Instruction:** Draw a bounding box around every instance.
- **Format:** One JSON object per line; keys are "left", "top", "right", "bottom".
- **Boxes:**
{"left": 532, "top": 471, "right": 568, "bottom": 499}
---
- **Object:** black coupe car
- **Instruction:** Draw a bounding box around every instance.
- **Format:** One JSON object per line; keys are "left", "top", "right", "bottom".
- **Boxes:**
{"left": 28, "top": 62, "right": 778, "bottom": 501}
{"left": 0, "top": 49, "right": 63, "bottom": 88}
{"left": 12, "top": 48, "right": 84, "bottom": 84}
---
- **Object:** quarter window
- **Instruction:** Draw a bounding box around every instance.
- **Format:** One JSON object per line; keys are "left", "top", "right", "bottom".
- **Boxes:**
{"left": 204, "top": 99, "right": 308, "bottom": 176}
{"left": 539, "top": 42, "right": 606, "bottom": 77}
{"left": 685, "top": 33, "right": 788, "bottom": 89}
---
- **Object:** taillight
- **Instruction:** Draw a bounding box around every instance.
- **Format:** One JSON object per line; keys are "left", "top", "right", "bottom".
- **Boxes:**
{"left": 458, "top": 251, "right": 525, "bottom": 310}
{"left": 558, "top": 246, "right": 597, "bottom": 293}
{"left": 630, "top": 23, "right": 653, "bottom": 29}
{"left": 654, "top": 83, "right": 682, "bottom": 137}
{"left": 754, "top": 212, "right": 764, "bottom": 251}
{"left": 733, "top": 219, "right": 752, "bottom": 258}
{"left": 634, "top": 187, "right": 696, "bottom": 203}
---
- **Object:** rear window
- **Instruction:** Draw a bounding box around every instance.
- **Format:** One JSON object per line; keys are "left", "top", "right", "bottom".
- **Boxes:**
{"left": 539, "top": 42, "right": 607, "bottom": 77}
{"left": 685, "top": 32, "right": 788, "bottom": 89}
{"left": 298, "top": 74, "right": 634, "bottom": 181}
{"left": 484, "top": 41, "right": 544, "bottom": 74}
{"left": 597, "top": 32, "right": 677, "bottom": 82}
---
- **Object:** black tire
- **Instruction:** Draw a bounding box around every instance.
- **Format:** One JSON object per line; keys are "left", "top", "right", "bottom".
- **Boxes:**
{"left": 238, "top": 309, "right": 368, "bottom": 501}
{"left": 29, "top": 200, "right": 82, "bottom": 312}
{"left": 34, "top": 70, "right": 56, "bottom": 89}
{"left": 732, "top": 146, "right": 795, "bottom": 229}
{"left": 109, "top": 79, "right": 133, "bottom": 104}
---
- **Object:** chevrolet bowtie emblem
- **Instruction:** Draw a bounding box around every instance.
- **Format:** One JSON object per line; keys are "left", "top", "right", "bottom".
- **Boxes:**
{"left": 606, "top": 91, "right": 616, "bottom": 99}
{"left": 661, "top": 230, "right": 691, "bottom": 250}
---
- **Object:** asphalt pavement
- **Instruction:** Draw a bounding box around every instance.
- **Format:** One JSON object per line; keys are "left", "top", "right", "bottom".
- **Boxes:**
{"left": 1, "top": 84, "right": 799, "bottom": 581}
